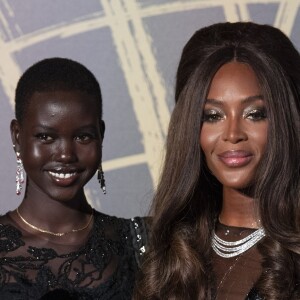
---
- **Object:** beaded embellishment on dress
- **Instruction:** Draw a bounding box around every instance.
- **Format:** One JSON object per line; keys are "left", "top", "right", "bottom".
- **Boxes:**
{"left": 0, "top": 211, "right": 148, "bottom": 300}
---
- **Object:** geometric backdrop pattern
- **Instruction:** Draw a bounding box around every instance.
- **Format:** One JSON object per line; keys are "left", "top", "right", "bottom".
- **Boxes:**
{"left": 0, "top": 0, "right": 299, "bottom": 217}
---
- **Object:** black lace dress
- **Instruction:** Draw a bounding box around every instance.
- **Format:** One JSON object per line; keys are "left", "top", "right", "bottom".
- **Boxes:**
{"left": 0, "top": 210, "right": 147, "bottom": 300}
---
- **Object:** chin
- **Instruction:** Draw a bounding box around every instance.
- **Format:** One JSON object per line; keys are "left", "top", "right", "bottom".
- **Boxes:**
{"left": 216, "top": 170, "right": 256, "bottom": 189}
{"left": 48, "top": 190, "right": 83, "bottom": 203}
{"left": 218, "top": 177, "right": 254, "bottom": 191}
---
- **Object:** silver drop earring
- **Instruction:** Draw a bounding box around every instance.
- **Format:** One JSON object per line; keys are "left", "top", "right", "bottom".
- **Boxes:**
{"left": 97, "top": 165, "right": 106, "bottom": 194}
{"left": 16, "top": 151, "right": 24, "bottom": 195}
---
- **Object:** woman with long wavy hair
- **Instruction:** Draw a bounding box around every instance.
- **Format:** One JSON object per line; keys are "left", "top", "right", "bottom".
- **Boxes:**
{"left": 134, "top": 22, "right": 300, "bottom": 299}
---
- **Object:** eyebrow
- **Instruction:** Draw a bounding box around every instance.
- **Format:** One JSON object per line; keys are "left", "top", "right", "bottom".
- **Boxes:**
{"left": 33, "top": 124, "right": 98, "bottom": 131}
{"left": 205, "top": 95, "right": 264, "bottom": 105}
{"left": 33, "top": 125, "right": 56, "bottom": 131}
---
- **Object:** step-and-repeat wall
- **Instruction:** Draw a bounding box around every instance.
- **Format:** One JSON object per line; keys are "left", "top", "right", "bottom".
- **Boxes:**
{"left": 0, "top": 0, "right": 299, "bottom": 217}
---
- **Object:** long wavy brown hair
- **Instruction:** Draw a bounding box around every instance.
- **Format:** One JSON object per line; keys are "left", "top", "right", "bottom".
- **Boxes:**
{"left": 134, "top": 22, "right": 300, "bottom": 299}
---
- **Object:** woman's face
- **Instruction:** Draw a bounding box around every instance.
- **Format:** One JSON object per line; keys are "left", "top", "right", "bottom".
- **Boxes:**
{"left": 200, "top": 62, "right": 268, "bottom": 190}
{"left": 12, "top": 90, "right": 103, "bottom": 202}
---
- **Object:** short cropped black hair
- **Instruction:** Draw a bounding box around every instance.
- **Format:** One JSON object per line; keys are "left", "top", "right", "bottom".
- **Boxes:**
{"left": 15, "top": 57, "right": 102, "bottom": 123}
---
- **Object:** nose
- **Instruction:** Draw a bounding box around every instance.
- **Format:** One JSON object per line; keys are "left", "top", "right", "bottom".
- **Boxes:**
{"left": 57, "top": 139, "right": 77, "bottom": 163}
{"left": 222, "top": 116, "right": 247, "bottom": 144}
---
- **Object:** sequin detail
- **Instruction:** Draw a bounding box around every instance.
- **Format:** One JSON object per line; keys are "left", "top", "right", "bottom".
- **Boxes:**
{"left": 0, "top": 211, "right": 148, "bottom": 299}
{"left": 130, "top": 217, "right": 148, "bottom": 266}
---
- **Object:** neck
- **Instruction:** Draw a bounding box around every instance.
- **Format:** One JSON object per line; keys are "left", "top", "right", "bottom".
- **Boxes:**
{"left": 219, "top": 187, "right": 260, "bottom": 228}
{"left": 16, "top": 188, "right": 92, "bottom": 234}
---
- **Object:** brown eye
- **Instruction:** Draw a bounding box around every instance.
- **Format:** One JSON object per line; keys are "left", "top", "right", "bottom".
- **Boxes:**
{"left": 244, "top": 108, "right": 267, "bottom": 121}
{"left": 202, "top": 110, "right": 224, "bottom": 122}
{"left": 75, "top": 133, "right": 94, "bottom": 143}
{"left": 36, "top": 133, "right": 54, "bottom": 142}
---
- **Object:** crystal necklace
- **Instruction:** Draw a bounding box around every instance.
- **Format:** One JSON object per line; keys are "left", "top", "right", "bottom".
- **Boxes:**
{"left": 212, "top": 227, "right": 265, "bottom": 258}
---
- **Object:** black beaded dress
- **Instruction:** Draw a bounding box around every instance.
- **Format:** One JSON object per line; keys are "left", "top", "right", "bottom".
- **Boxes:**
{"left": 0, "top": 210, "right": 147, "bottom": 300}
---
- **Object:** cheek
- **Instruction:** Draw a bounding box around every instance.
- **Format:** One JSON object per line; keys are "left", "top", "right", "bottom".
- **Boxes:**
{"left": 249, "top": 123, "right": 268, "bottom": 152}
{"left": 200, "top": 125, "right": 219, "bottom": 154}
{"left": 199, "top": 128, "right": 216, "bottom": 176}
{"left": 21, "top": 142, "right": 49, "bottom": 165}
{"left": 32, "top": 144, "right": 45, "bottom": 160}
{"left": 20, "top": 145, "right": 48, "bottom": 175}
{"left": 78, "top": 145, "right": 102, "bottom": 166}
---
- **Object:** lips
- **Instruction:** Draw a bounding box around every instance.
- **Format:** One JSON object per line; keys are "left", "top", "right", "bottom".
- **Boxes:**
{"left": 48, "top": 171, "right": 77, "bottom": 179}
{"left": 217, "top": 150, "right": 253, "bottom": 167}
{"left": 47, "top": 168, "right": 80, "bottom": 186}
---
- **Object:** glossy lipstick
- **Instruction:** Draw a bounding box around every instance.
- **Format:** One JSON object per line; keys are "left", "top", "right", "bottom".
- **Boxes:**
{"left": 217, "top": 150, "right": 253, "bottom": 167}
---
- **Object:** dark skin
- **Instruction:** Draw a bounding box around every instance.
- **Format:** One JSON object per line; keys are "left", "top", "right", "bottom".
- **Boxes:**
{"left": 7, "top": 90, "right": 105, "bottom": 245}
{"left": 201, "top": 62, "right": 268, "bottom": 228}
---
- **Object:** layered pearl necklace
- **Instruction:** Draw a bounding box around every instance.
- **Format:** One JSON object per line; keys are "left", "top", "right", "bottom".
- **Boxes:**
{"left": 212, "top": 227, "right": 266, "bottom": 258}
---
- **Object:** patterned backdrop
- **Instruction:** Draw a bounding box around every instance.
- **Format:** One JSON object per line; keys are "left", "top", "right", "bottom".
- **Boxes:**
{"left": 0, "top": 0, "right": 299, "bottom": 217}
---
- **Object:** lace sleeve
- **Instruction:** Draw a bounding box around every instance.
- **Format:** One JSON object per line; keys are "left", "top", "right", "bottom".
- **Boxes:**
{"left": 129, "top": 217, "right": 148, "bottom": 267}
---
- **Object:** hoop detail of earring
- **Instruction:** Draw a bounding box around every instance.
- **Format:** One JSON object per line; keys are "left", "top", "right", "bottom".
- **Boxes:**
{"left": 97, "top": 165, "right": 106, "bottom": 194}
{"left": 15, "top": 152, "right": 24, "bottom": 195}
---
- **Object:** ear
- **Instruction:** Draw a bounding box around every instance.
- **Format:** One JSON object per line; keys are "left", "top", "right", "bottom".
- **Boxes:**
{"left": 10, "top": 119, "right": 21, "bottom": 153}
{"left": 99, "top": 120, "right": 105, "bottom": 140}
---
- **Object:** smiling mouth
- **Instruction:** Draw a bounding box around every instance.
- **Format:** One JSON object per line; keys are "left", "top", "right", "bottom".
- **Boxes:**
{"left": 48, "top": 171, "right": 77, "bottom": 179}
{"left": 218, "top": 151, "right": 253, "bottom": 167}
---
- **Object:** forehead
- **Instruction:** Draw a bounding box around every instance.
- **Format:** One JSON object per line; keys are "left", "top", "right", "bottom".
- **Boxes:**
{"left": 27, "top": 90, "right": 99, "bottom": 115}
{"left": 23, "top": 90, "right": 100, "bottom": 128}
{"left": 207, "top": 62, "right": 261, "bottom": 102}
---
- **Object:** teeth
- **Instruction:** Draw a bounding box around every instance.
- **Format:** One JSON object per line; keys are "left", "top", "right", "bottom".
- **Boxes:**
{"left": 49, "top": 171, "right": 76, "bottom": 179}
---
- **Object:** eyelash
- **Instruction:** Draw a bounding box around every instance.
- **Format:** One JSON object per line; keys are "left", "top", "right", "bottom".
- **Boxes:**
{"left": 243, "top": 109, "right": 267, "bottom": 120}
{"left": 202, "top": 108, "right": 267, "bottom": 123}
{"left": 35, "top": 133, "right": 96, "bottom": 143}
{"left": 35, "top": 133, "right": 54, "bottom": 142}
{"left": 75, "top": 133, "right": 95, "bottom": 143}
{"left": 202, "top": 110, "right": 224, "bottom": 122}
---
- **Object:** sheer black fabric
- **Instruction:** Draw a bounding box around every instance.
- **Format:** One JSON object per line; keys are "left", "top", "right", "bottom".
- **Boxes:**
{"left": 246, "top": 288, "right": 263, "bottom": 300}
{"left": 0, "top": 210, "right": 147, "bottom": 300}
{"left": 213, "top": 222, "right": 263, "bottom": 300}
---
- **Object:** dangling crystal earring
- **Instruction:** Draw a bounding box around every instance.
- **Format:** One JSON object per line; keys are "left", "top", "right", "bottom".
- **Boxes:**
{"left": 16, "top": 152, "right": 24, "bottom": 195}
{"left": 97, "top": 165, "right": 106, "bottom": 194}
